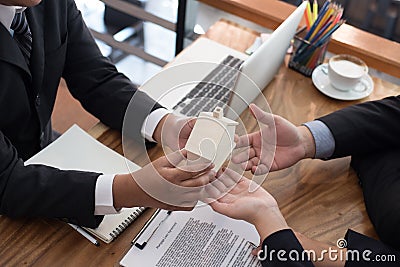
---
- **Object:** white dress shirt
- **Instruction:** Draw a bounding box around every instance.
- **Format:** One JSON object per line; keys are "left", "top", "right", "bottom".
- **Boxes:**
{"left": 0, "top": 5, "right": 15, "bottom": 30}
{"left": 0, "top": 4, "right": 170, "bottom": 215}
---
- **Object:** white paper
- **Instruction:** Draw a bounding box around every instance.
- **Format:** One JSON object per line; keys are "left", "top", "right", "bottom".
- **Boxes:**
{"left": 25, "top": 124, "right": 139, "bottom": 174}
{"left": 25, "top": 125, "right": 143, "bottom": 243}
{"left": 120, "top": 205, "right": 262, "bottom": 267}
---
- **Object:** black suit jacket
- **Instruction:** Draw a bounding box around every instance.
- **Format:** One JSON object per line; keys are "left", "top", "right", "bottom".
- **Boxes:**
{"left": 258, "top": 97, "right": 400, "bottom": 266}
{"left": 260, "top": 229, "right": 400, "bottom": 267}
{"left": 0, "top": 0, "right": 161, "bottom": 227}
{"left": 317, "top": 95, "right": 400, "bottom": 158}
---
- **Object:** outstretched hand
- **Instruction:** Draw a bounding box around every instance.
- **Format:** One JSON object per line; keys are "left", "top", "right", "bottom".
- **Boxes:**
{"left": 232, "top": 104, "right": 315, "bottom": 175}
{"left": 209, "top": 168, "right": 289, "bottom": 244}
{"left": 210, "top": 169, "right": 278, "bottom": 222}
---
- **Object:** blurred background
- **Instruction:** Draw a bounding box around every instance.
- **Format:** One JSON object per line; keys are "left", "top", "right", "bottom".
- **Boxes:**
{"left": 283, "top": 0, "right": 400, "bottom": 41}
{"left": 73, "top": 0, "right": 400, "bottom": 86}
{"left": 53, "top": 0, "right": 400, "bottom": 133}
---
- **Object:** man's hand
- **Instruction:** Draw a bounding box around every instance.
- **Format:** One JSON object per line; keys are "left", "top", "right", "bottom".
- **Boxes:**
{"left": 153, "top": 113, "right": 196, "bottom": 151}
{"left": 113, "top": 150, "right": 215, "bottom": 210}
{"left": 232, "top": 104, "right": 316, "bottom": 174}
{"left": 209, "top": 168, "right": 289, "bottom": 242}
{"left": 210, "top": 170, "right": 346, "bottom": 267}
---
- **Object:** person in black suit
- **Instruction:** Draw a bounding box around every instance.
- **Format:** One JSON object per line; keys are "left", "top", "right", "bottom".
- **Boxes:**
{"left": 211, "top": 98, "right": 400, "bottom": 266}
{"left": 0, "top": 0, "right": 215, "bottom": 228}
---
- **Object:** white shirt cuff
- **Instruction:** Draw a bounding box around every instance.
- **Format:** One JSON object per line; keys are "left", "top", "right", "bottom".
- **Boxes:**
{"left": 94, "top": 174, "right": 119, "bottom": 215}
{"left": 141, "top": 108, "right": 172, "bottom": 142}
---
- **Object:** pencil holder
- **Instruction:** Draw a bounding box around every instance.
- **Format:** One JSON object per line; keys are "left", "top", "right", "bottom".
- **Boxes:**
{"left": 289, "top": 35, "right": 329, "bottom": 77}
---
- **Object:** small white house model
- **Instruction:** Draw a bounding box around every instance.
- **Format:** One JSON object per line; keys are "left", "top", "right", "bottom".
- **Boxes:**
{"left": 185, "top": 107, "right": 239, "bottom": 171}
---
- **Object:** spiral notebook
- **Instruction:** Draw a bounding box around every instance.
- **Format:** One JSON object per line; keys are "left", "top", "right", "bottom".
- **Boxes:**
{"left": 85, "top": 207, "right": 146, "bottom": 243}
{"left": 25, "top": 125, "right": 146, "bottom": 243}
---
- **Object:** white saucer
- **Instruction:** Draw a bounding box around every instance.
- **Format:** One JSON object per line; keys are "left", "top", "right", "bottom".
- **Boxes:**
{"left": 311, "top": 64, "right": 374, "bottom": 101}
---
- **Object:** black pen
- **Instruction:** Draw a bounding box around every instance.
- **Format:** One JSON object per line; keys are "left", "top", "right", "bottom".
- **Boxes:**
{"left": 68, "top": 223, "right": 100, "bottom": 246}
{"left": 135, "top": 211, "right": 172, "bottom": 250}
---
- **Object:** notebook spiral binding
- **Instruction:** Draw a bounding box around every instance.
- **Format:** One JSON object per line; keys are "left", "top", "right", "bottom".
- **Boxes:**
{"left": 109, "top": 207, "right": 146, "bottom": 239}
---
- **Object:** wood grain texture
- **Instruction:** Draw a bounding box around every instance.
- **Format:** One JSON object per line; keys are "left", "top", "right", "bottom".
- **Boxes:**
{"left": 199, "top": 0, "right": 400, "bottom": 78}
{"left": 0, "top": 212, "right": 156, "bottom": 267}
{"left": 2, "top": 19, "right": 399, "bottom": 266}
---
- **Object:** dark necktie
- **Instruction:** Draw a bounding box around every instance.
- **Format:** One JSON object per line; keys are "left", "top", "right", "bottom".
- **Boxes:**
{"left": 11, "top": 11, "right": 32, "bottom": 65}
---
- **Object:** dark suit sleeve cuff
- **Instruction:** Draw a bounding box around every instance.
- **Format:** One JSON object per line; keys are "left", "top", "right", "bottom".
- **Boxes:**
{"left": 344, "top": 230, "right": 400, "bottom": 267}
{"left": 61, "top": 171, "right": 105, "bottom": 228}
{"left": 259, "top": 229, "right": 313, "bottom": 266}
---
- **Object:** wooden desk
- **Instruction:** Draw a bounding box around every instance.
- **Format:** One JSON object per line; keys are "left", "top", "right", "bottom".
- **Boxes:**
{"left": 206, "top": 19, "right": 400, "bottom": 242}
{"left": 1, "top": 19, "right": 399, "bottom": 266}
{"left": 199, "top": 0, "right": 400, "bottom": 78}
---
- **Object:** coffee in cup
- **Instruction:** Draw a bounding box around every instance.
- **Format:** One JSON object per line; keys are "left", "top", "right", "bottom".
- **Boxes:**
{"left": 325, "top": 54, "right": 368, "bottom": 92}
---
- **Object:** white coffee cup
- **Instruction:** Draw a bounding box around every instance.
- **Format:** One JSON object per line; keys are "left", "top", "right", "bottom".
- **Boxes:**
{"left": 324, "top": 54, "right": 369, "bottom": 92}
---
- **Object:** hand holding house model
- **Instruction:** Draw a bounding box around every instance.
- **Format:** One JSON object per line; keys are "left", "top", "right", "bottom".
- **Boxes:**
{"left": 185, "top": 107, "right": 239, "bottom": 171}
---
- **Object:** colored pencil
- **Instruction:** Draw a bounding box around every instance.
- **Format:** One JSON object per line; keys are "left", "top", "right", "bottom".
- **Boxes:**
{"left": 306, "top": 0, "right": 313, "bottom": 28}
{"left": 303, "top": 0, "right": 330, "bottom": 41}
{"left": 310, "top": 21, "right": 332, "bottom": 43}
{"left": 294, "top": 0, "right": 345, "bottom": 74}
{"left": 315, "top": 19, "right": 344, "bottom": 46}
{"left": 313, "top": 0, "right": 318, "bottom": 23}
{"left": 310, "top": 6, "right": 334, "bottom": 40}
{"left": 304, "top": 8, "right": 312, "bottom": 29}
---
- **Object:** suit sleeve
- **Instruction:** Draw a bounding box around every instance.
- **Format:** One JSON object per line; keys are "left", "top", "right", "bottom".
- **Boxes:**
{"left": 0, "top": 131, "right": 103, "bottom": 228}
{"left": 317, "top": 95, "right": 400, "bottom": 158}
{"left": 259, "top": 229, "right": 400, "bottom": 267}
{"left": 344, "top": 230, "right": 400, "bottom": 267}
{"left": 259, "top": 229, "right": 314, "bottom": 267}
{"left": 62, "top": 0, "right": 162, "bottom": 138}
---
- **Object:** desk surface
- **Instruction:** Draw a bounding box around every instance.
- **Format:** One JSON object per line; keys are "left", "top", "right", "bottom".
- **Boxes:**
{"left": 1, "top": 19, "right": 399, "bottom": 266}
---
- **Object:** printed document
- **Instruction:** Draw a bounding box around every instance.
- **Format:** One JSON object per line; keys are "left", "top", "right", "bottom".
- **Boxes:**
{"left": 120, "top": 205, "right": 262, "bottom": 267}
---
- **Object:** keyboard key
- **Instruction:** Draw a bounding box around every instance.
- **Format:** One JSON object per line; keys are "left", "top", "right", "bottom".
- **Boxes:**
{"left": 222, "top": 55, "right": 233, "bottom": 65}
{"left": 222, "top": 95, "right": 231, "bottom": 103}
{"left": 217, "top": 102, "right": 225, "bottom": 108}
{"left": 178, "top": 55, "right": 242, "bottom": 116}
